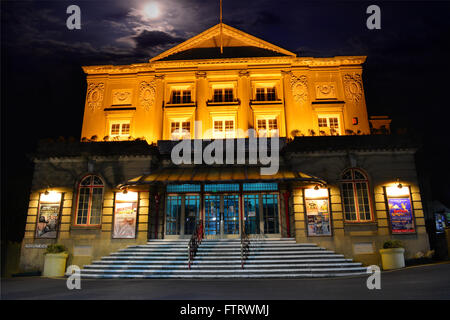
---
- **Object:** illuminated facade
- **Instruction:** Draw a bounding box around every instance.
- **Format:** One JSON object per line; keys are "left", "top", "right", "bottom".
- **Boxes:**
{"left": 19, "top": 23, "right": 428, "bottom": 272}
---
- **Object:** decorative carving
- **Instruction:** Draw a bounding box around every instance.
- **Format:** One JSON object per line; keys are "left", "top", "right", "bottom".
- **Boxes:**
{"left": 112, "top": 89, "right": 133, "bottom": 105}
{"left": 238, "top": 69, "right": 250, "bottom": 77}
{"left": 290, "top": 74, "right": 308, "bottom": 102}
{"left": 195, "top": 71, "right": 207, "bottom": 79}
{"left": 139, "top": 80, "right": 156, "bottom": 111}
{"left": 315, "top": 82, "right": 336, "bottom": 100}
{"left": 343, "top": 73, "right": 363, "bottom": 102}
{"left": 86, "top": 82, "right": 105, "bottom": 111}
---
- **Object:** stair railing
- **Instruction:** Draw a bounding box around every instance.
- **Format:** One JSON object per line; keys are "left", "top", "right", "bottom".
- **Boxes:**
{"left": 188, "top": 221, "right": 203, "bottom": 270}
{"left": 241, "top": 228, "right": 250, "bottom": 269}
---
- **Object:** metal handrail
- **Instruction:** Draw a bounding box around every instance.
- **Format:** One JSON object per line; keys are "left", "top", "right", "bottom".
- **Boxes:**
{"left": 188, "top": 221, "right": 203, "bottom": 270}
{"left": 241, "top": 228, "right": 250, "bottom": 269}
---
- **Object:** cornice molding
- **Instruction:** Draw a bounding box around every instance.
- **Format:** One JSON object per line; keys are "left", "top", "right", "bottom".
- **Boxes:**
{"left": 82, "top": 56, "right": 367, "bottom": 76}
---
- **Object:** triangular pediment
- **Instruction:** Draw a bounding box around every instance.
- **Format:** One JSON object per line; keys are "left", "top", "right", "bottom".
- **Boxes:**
{"left": 150, "top": 23, "right": 296, "bottom": 62}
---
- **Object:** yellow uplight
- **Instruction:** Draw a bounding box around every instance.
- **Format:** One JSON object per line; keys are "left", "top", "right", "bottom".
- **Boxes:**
{"left": 386, "top": 185, "right": 410, "bottom": 197}
{"left": 304, "top": 188, "right": 329, "bottom": 199}
{"left": 116, "top": 191, "right": 138, "bottom": 202}
{"left": 40, "top": 191, "right": 62, "bottom": 203}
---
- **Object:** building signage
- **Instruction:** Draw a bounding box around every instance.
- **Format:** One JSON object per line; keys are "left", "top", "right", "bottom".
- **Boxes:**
{"left": 305, "top": 199, "right": 331, "bottom": 236}
{"left": 36, "top": 203, "right": 61, "bottom": 238}
{"left": 113, "top": 192, "right": 138, "bottom": 239}
{"left": 388, "top": 197, "right": 415, "bottom": 234}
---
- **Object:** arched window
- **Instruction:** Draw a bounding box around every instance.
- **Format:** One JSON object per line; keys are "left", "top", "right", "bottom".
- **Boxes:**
{"left": 340, "top": 168, "right": 373, "bottom": 222}
{"left": 74, "top": 175, "right": 104, "bottom": 226}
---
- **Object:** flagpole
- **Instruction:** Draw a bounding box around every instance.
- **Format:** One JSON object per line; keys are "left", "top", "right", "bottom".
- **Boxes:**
{"left": 220, "top": 0, "right": 223, "bottom": 54}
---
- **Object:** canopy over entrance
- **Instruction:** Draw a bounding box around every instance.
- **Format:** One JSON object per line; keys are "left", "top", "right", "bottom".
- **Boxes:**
{"left": 118, "top": 166, "right": 326, "bottom": 189}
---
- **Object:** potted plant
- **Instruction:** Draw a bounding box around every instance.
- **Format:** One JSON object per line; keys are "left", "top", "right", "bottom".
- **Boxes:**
{"left": 379, "top": 240, "right": 405, "bottom": 270}
{"left": 42, "top": 244, "right": 69, "bottom": 277}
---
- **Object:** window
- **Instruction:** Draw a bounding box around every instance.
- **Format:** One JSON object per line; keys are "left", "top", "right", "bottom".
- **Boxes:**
{"left": 256, "top": 87, "right": 276, "bottom": 101}
{"left": 256, "top": 118, "right": 278, "bottom": 137}
{"left": 340, "top": 168, "right": 373, "bottom": 222}
{"left": 213, "top": 119, "right": 235, "bottom": 138}
{"left": 110, "top": 121, "right": 130, "bottom": 138}
{"left": 75, "top": 175, "right": 104, "bottom": 226}
{"left": 171, "top": 90, "right": 191, "bottom": 104}
{"left": 170, "top": 121, "right": 191, "bottom": 140}
{"left": 318, "top": 116, "right": 340, "bottom": 135}
{"left": 213, "top": 88, "right": 234, "bottom": 102}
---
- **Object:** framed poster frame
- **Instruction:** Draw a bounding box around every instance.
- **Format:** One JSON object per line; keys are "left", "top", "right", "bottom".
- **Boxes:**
{"left": 302, "top": 188, "right": 333, "bottom": 237}
{"left": 112, "top": 191, "right": 140, "bottom": 239}
{"left": 383, "top": 186, "right": 416, "bottom": 235}
{"left": 34, "top": 192, "right": 64, "bottom": 239}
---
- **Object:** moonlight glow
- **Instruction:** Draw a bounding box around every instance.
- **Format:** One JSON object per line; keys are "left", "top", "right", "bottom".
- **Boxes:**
{"left": 143, "top": 2, "right": 160, "bottom": 19}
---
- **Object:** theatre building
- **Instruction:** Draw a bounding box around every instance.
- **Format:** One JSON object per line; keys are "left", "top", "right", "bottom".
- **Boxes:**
{"left": 19, "top": 23, "right": 430, "bottom": 277}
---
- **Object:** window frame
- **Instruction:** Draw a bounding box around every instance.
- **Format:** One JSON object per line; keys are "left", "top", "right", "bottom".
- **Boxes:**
{"left": 256, "top": 117, "right": 279, "bottom": 137}
{"left": 317, "top": 114, "right": 341, "bottom": 135}
{"left": 109, "top": 120, "right": 131, "bottom": 139}
{"left": 170, "top": 120, "right": 191, "bottom": 140}
{"left": 340, "top": 168, "right": 375, "bottom": 223}
{"left": 212, "top": 118, "right": 236, "bottom": 139}
{"left": 73, "top": 175, "right": 105, "bottom": 227}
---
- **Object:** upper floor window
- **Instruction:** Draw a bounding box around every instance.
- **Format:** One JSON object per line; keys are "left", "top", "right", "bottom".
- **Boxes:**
{"left": 213, "top": 88, "right": 234, "bottom": 102}
{"left": 171, "top": 90, "right": 192, "bottom": 104}
{"left": 75, "top": 175, "right": 104, "bottom": 226}
{"left": 256, "top": 87, "right": 277, "bottom": 101}
{"left": 213, "top": 119, "right": 235, "bottom": 139}
{"left": 257, "top": 118, "right": 278, "bottom": 137}
{"left": 110, "top": 120, "right": 130, "bottom": 139}
{"left": 340, "top": 168, "right": 373, "bottom": 222}
{"left": 171, "top": 121, "right": 191, "bottom": 140}
{"left": 318, "top": 115, "right": 340, "bottom": 135}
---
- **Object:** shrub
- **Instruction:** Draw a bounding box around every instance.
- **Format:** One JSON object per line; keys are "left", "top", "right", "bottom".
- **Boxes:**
{"left": 383, "top": 240, "right": 403, "bottom": 249}
{"left": 45, "top": 244, "right": 67, "bottom": 254}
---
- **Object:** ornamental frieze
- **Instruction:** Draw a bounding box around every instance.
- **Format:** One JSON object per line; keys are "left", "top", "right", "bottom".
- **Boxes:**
{"left": 139, "top": 80, "right": 156, "bottom": 111}
{"left": 343, "top": 73, "right": 363, "bottom": 102}
{"left": 315, "top": 82, "right": 337, "bottom": 100}
{"left": 86, "top": 82, "right": 105, "bottom": 112}
{"left": 290, "top": 73, "right": 308, "bottom": 103}
{"left": 112, "top": 89, "right": 133, "bottom": 105}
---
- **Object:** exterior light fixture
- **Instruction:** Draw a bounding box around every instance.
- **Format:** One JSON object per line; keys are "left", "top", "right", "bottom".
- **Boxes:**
{"left": 314, "top": 185, "right": 320, "bottom": 190}
{"left": 397, "top": 179, "right": 403, "bottom": 189}
{"left": 123, "top": 188, "right": 128, "bottom": 194}
{"left": 44, "top": 190, "right": 49, "bottom": 195}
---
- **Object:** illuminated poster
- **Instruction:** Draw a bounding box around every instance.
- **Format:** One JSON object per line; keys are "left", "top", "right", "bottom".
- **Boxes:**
{"left": 36, "top": 203, "right": 60, "bottom": 238}
{"left": 305, "top": 199, "right": 331, "bottom": 236}
{"left": 388, "top": 198, "right": 415, "bottom": 234}
{"left": 113, "top": 202, "right": 137, "bottom": 238}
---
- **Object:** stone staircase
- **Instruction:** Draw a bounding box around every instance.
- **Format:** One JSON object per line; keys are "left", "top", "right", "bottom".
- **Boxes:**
{"left": 78, "top": 238, "right": 367, "bottom": 279}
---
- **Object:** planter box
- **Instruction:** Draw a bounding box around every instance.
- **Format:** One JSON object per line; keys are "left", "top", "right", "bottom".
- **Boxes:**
{"left": 379, "top": 248, "right": 405, "bottom": 270}
{"left": 42, "top": 253, "right": 69, "bottom": 277}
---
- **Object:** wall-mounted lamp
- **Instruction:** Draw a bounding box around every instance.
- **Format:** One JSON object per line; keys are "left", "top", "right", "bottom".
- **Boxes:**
{"left": 314, "top": 185, "right": 320, "bottom": 190}
{"left": 122, "top": 188, "right": 128, "bottom": 194}
{"left": 396, "top": 179, "right": 403, "bottom": 189}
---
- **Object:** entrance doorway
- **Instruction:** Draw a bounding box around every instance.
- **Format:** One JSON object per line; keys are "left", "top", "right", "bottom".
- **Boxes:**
{"left": 204, "top": 194, "right": 240, "bottom": 238}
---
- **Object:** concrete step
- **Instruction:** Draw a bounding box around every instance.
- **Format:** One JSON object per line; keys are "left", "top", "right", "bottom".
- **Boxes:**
{"left": 78, "top": 272, "right": 367, "bottom": 279}
{"left": 93, "top": 258, "right": 353, "bottom": 265}
{"left": 79, "top": 238, "right": 363, "bottom": 279}
{"left": 83, "top": 262, "right": 363, "bottom": 270}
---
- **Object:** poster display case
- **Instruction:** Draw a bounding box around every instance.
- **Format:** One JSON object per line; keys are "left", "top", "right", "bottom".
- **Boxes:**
{"left": 385, "top": 186, "right": 416, "bottom": 234}
{"left": 113, "top": 191, "right": 139, "bottom": 239}
{"left": 304, "top": 188, "right": 332, "bottom": 236}
{"left": 35, "top": 192, "right": 63, "bottom": 239}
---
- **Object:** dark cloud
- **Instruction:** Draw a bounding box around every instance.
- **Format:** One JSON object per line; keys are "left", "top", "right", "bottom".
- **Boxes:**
{"left": 132, "top": 30, "right": 185, "bottom": 50}
{"left": 254, "top": 11, "right": 281, "bottom": 26}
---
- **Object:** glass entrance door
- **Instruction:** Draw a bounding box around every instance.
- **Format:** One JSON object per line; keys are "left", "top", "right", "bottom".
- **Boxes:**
{"left": 243, "top": 193, "right": 280, "bottom": 235}
{"left": 204, "top": 194, "right": 240, "bottom": 237}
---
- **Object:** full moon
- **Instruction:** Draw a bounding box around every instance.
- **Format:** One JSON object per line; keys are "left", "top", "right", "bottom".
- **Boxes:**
{"left": 143, "top": 2, "right": 160, "bottom": 19}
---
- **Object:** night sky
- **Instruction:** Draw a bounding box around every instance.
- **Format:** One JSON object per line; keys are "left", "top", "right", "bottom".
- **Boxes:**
{"left": 1, "top": 1, "right": 450, "bottom": 242}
